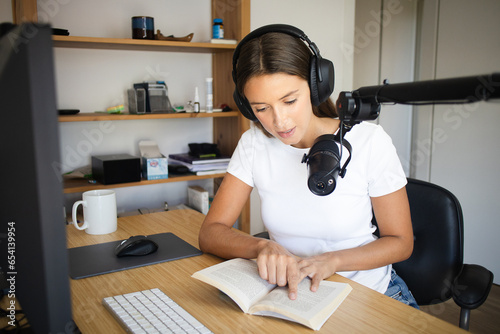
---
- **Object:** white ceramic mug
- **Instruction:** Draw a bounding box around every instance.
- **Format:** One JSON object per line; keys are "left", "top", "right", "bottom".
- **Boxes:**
{"left": 71, "top": 190, "right": 117, "bottom": 235}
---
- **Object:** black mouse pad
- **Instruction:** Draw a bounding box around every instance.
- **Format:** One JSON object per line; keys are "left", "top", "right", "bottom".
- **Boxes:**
{"left": 68, "top": 232, "right": 202, "bottom": 279}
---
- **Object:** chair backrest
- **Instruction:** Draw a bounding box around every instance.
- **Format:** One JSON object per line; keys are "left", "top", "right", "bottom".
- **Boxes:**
{"left": 392, "top": 178, "right": 464, "bottom": 305}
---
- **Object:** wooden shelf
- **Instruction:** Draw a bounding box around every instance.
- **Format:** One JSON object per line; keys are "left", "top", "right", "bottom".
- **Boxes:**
{"left": 63, "top": 173, "right": 226, "bottom": 194}
{"left": 52, "top": 35, "right": 237, "bottom": 53}
{"left": 59, "top": 111, "right": 240, "bottom": 122}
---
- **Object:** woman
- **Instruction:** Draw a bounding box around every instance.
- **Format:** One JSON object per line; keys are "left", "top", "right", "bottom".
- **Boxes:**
{"left": 199, "top": 25, "right": 417, "bottom": 308}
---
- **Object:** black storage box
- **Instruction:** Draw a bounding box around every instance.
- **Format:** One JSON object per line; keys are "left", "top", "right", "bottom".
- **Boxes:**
{"left": 92, "top": 154, "right": 141, "bottom": 185}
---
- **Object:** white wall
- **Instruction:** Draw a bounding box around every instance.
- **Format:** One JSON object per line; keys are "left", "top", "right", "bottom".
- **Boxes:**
{"left": 37, "top": 0, "right": 219, "bottom": 214}
{"left": 413, "top": 0, "right": 500, "bottom": 284}
{"left": 248, "top": 0, "right": 356, "bottom": 235}
{"left": 353, "top": 0, "right": 416, "bottom": 175}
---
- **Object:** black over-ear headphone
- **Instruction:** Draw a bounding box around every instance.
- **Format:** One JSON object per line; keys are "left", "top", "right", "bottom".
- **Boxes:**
{"left": 232, "top": 24, "right": 335, "bottom": 121}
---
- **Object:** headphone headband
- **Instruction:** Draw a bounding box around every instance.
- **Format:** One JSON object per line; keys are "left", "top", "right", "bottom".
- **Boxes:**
{"left": 233, "top": 24, "right": 312, "bottom": 70}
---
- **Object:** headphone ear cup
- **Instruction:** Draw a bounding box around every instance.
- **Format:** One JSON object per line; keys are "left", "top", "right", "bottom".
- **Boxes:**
{"left": 309, "top": 56, "right": 335, "bottom": 106}
{"left": 309, "top": 56, "right": 321, "bottom": 106}
{"left": 233, "top": 88, "right": 257, "bottom": 121}
{"left": 317, "top": 58, "right": 335, "bottom": 104}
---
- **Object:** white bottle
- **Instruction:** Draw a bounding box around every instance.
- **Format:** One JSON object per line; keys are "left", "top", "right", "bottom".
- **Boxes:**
{"left": 193, "top": 87, "right": 200, "bottom": 113}
{"left": 206, "top": 78, "right": 213, "bottom": 113}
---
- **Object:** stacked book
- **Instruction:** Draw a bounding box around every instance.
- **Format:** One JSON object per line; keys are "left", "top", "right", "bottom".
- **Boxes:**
{"left": 168, "top": 153, "right": 230, "bottom": 176}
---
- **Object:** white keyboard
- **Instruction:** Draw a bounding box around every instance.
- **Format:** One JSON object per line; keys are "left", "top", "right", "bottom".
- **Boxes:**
{"left": 102, "top": 288, "right": 212, "bottom": 334}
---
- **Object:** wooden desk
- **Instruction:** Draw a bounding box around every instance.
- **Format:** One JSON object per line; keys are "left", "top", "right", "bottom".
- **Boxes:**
{"left": 67, "top": 210, "right": 465, "bottom": 333}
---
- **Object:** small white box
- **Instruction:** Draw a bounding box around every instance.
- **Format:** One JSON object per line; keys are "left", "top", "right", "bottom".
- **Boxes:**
{"left": 188, "top": 186, "right": 209, "bottom": 215}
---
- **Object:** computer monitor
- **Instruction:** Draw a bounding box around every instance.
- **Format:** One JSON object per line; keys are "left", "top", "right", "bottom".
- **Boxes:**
{"left": 0, "top": 23, "right": 77, "bottom": 332}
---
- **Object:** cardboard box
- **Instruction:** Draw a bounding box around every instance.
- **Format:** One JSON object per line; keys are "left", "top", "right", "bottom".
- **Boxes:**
{"left": 139, "top": 141, "right": 168, "bottom": 180}
{"left": 91, "top": 154, "right": 141, "bottom": 185}
{"left": 142, "top": 157, "right": 169, "bottom": 180}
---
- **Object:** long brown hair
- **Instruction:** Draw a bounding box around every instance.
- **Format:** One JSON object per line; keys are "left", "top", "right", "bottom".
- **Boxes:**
{"left": 234, "top": 32, "right": 337, "bottom": 136}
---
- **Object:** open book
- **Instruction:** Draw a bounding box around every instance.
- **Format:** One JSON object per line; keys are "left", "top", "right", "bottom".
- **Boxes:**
{"left": 192, "top": 258, "right": 352, "bottom": 330}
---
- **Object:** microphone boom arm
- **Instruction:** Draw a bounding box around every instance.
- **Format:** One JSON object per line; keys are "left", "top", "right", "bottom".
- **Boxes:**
{"left": 337, "top": 73, "right": 500, "bottom": 125}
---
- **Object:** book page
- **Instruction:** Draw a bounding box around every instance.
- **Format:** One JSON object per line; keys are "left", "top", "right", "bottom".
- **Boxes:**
{"left": 250, "top": 279, "right": 352, "bottom": 330}
{"left": 192, "top": 258, "right": 276, "bottom": 313}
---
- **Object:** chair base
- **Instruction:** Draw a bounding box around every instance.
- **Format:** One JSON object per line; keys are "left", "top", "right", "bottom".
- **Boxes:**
{"left": 459, "top": 308, "right": 470, "bottom": 330}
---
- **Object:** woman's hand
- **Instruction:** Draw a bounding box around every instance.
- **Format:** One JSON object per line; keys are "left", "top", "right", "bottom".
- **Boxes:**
{"left": 297, "top": 253, "right": 339, "bottom": 293}
{"left": 256, "top": 242, "right": 339, "bottom": 299}
{"left": 256, "top": 240, "right": 304, "bottom": 300}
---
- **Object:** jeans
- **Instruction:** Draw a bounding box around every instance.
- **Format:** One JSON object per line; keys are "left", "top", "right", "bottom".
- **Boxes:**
{"left": 384, "top": 269, "right": 419, "bottom": 309}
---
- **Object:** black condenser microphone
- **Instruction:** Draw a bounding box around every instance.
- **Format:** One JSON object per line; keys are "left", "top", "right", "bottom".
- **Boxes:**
{"left": 302, "top": 133, "right": 352, "bottom": 196}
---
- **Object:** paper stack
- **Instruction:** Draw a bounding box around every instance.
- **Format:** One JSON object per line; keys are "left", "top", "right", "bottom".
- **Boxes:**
{"left": 168, "top": 153, "right": 229, "bottom": 176}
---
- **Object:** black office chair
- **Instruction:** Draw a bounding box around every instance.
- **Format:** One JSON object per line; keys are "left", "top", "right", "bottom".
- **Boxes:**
{"left": 377, "top": 178, "right": 493, "bottom": 330}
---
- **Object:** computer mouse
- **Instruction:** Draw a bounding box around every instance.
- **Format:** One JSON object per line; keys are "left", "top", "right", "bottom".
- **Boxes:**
{"left": 115, "top": 235, "right": 159, "bottom": 257}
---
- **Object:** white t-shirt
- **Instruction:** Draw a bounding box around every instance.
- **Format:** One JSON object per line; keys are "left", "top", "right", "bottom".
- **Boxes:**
{"left": 227, "top": 121, "right": 407, "bottom": 293}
